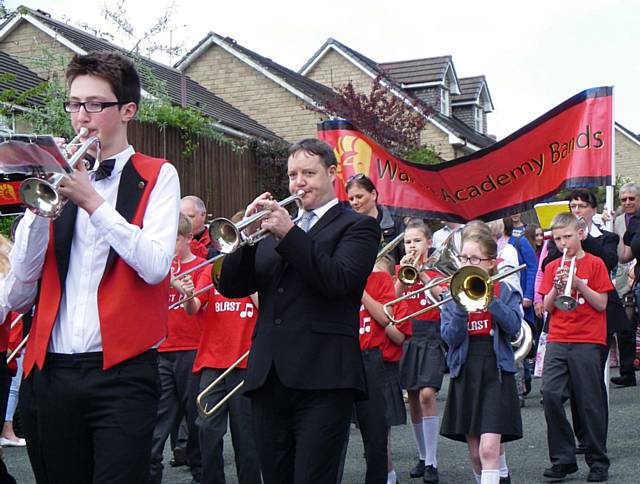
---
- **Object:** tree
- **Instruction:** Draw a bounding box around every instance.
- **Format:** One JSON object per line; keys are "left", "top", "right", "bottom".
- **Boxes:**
{"left": 312, "top": 74, "right": 439, "bottom": 160}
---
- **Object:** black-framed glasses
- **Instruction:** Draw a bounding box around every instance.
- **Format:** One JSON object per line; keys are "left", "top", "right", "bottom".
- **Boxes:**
{"left": 63, "top": 101, "right": 122, "bottom": 113}
{"left": 620, "top": 196, "right": 636, "bottom": 202}
{"left": 568, "top": 202, "right": 589, "bottom": 210}
{"left": 458, "top": 255, "right": 493, "bottom": 265}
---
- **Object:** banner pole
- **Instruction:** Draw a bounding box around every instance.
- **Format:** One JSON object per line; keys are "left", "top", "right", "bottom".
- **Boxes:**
{"left": 605, "top": 85, "right": 615, "bottom": 232}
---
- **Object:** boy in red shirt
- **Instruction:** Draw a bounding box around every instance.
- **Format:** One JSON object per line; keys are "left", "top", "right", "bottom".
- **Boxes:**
{"left": 149, "top": 214, "right": 205, "bottom": 484}
{"left": 184, "top": 211, "right": 261, "bottom": 484}
{"left": 539, "top": 212, "right": 611, "bottom": 482}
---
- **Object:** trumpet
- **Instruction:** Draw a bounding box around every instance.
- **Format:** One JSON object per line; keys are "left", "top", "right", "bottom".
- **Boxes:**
{"left": 209, "top": 190, "right": 305, "bottom": 254}
{"left": 554, "top": 248, "right": 577, "bottom": 311}
{"left": 19, "top": 128, "right": 101, "bottom": 218}
{"left": 398, "top": 253, "right": 422, "bottom": 285}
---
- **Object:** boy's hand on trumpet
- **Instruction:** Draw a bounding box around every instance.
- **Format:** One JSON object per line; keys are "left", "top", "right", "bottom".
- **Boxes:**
{"left": 173, "top": 275, "right": 195, "bottom": 298}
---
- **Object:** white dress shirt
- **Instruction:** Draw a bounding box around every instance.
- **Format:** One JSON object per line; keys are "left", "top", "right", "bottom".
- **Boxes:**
{"left": 6, "top": 146, "right": 180, "bottom": 354}
{"left": 297, "top": 198, "right": 339, "bottom": 231}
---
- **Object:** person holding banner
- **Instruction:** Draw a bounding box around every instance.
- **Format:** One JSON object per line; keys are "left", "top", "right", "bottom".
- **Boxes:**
{"left": 395, "top": 219, "right": 445, "bottom": 483}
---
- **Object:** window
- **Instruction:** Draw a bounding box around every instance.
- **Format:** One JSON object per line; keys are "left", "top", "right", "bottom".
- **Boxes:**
{"left": 440, "top": 89, "right": 449, "bottom": 116}
{"left": 474, "top": 105, "right": 484, "bottom": 133}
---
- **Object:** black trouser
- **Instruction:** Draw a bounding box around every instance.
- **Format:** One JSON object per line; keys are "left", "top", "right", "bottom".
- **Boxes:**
{"left": 543, "top": 343, "right": 609, "bottom": 471}
{"left": 20, "top": 351, "right": 160, "bottom": 484}
{"left": 617, "top": 316, "right": 638, "bottom": 379}
{"left": 250, "top": 367, "right": 355, "bottom": 484}
{"left": 336, "top": 349, "right": 388, "bottom": 484}
{"left": 149, "top": 350, "right": 201, "bottom": 483}
{"left": 197, "top": 367, "right": 261, "bottom": 484}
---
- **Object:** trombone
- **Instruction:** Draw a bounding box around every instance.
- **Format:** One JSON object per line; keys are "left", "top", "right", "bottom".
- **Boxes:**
{"left": 196, "top": 351, "right": 250, "bottom": 418}
{"left": 19, "top": 128, "right": 102, "bottom": 218}
{"left": 209, "top": 190, "right": 305, "bottom": 254}
{"left": 384, "top": 264, "right": 527, "bottom": 325}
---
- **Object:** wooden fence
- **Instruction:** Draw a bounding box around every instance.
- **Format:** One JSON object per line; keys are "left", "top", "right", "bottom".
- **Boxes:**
{"left": 128, "top": 121, "right": 260, "bottom": 219}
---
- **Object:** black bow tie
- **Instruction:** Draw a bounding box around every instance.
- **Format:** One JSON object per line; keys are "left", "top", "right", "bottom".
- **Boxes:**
{"left": 94, "top": 159, "right": 116, "bottom": 181}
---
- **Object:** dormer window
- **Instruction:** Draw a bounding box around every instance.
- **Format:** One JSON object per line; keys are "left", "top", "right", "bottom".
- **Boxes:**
{"left": 441, "top": 89, "right": 450, "bottom": 116}
{"left": 474, "top": 105, "right": 484, "bottom": 133}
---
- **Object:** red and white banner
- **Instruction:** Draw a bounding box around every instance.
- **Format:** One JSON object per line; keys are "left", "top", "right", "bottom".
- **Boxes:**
{"left": 318, "top": 86, "right": 613, "bottom": 222}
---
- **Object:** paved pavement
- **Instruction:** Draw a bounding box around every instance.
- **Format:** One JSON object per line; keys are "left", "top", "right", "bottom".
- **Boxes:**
{"left": 3, "top": 376, "right": 639, "bottom": 483}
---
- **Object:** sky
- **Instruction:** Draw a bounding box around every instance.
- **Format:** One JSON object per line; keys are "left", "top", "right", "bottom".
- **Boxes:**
{"left": 5, "top": 0, "right": 640, "bottom": 140}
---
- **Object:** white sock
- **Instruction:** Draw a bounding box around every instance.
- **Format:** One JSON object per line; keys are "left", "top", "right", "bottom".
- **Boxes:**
{"left": 473, "top": 471, "right": 482, "bottom": 484}
{"left": 422, "top": 415, "right": 439, "bottom": 467}
{"left": 481, "top": 469, "right": 500, "bottom": 484}
{"left": 499, "top": 451, "right": 509, "bottom": 478}
{"left": 411, "top": 422, "right": 426, "bottom": 460}
{"left": 387, "top": 469, "right": 397, "bottom": 484}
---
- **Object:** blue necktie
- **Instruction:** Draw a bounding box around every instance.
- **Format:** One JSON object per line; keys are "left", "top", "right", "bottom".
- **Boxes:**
{"left": 299, "top": 211, "right": 316, "bottom": 232}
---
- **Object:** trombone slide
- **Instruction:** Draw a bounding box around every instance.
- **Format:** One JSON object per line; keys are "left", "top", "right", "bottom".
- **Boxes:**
{"left": 196, "top": 350, "right": 250, "bottom": 418}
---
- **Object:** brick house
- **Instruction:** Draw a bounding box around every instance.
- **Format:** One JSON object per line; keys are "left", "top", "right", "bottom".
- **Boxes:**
{"left": 615, "top": 122, "right": 640, "bottom": 183}
{"left": 175, "top": 32, "right": 336, "bottom": 143}
{"left": 300, "top": 38, "right": 496, "bottom": 160}
{"left": 0, "top": 6, "right": 280, "bottom": 142}
{"left": 0, "top": 50, "right": 46, "bottom": 132}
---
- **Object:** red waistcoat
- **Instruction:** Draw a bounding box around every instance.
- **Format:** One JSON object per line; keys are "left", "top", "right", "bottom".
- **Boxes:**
{"left": 23, "top": 153, "right": 170, "bottom": 376}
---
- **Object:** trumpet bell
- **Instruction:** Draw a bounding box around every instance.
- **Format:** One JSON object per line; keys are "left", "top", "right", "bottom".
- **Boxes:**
{"left": 450, "top": 266, "right": 493, "bottom": 312}
{"left": 19, "top": 176, "right": 64, "bottom": 218}
{"left": 398, "top": 264, "right": 419, "bottom": 285}
{"left": 209, "top": 218, "right": 241, "bottom": 254}
{"left": 555, "top": 295, "right": 577, "bottom": 311}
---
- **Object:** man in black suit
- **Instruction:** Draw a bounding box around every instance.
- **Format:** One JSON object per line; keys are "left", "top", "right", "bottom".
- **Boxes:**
{"left": 217, "top": 138, "right": 380, "bottom": 484}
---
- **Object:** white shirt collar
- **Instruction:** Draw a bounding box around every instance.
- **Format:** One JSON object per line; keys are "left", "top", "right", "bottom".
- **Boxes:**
{"left": 299, "top": 197, "right": 339, "bottom": 221}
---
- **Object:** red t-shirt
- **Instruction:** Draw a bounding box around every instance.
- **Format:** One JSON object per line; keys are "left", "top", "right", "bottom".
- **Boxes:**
{"left": 158, "top": 256, "right": 206, "bottom": 352}
{"left": 394, "top": 266, "right": 443, "bottom": 322}
{"left": 467, "top": 284, "right": 500, "bottom": 337}
{"left": 540, "top": 252, "right": 613, "bottom": 345}
{"left": 192, "top": 270, "right": 257, "bottom": 372}
{"left": 359, "top": 272, "right": 396, "bottom": 351}
{"left": 381, "top": 302, "right": 412, "bottom": 363}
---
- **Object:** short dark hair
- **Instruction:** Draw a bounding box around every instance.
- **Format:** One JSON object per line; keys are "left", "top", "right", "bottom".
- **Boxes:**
{"left": 567, "top": 188, "right": 597, "bottom": 208}
{"left": 66, "top": 51, "right": 141, "bottom": 107}
{"left": 288, "top": 139, "right": 337, "bottom": 168}
{"left": 502, "top": 217, "right": 514, "bottom": 237}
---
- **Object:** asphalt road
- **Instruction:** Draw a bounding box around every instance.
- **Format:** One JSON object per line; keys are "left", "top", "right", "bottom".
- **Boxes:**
{"left": 3, "top": 376, "right": 639, "bottom": 483}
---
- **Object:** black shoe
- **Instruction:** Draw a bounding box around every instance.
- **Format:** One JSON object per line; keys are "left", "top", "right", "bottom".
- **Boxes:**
{"left": 422, "top": 465, "right": 438, "bottom": 483}
{"left": 587, "top": 468, "right": 608, "bottom": 482}
{"left": 575, "top": 443, "right": 586, "bottom": 454}
{"left": 409, "top": 459, "right": 425, "bottom": 478}
{"left": 169, "top": 447, "right": 188, "bottom": 467}
{"left": 610, "top": 375, "right": 636, "bottom": 387}
{"left": 543, "top": 463, "right": 578, "bottom": 479}
{"left": 499, "top": 474, "right": 511, "bottom": 484}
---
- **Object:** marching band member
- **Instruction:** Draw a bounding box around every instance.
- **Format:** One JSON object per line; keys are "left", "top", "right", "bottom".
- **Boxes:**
{"left": 395, "top": 219, "right": 445, "bottom": 483}
{"left": 148, "top": 214, "right": 204, "bottom": 484}
{"left": 216, "top": 138, "right": 380, "bottom": 484}
{"left": 5, "top": 51, "right": 180, "bottom": 483}
{"left": 184, "top": 211, "right": 262, "bottom": 484}
{"left": 439, "top": 227, "right": 523, "bottom": 484}
{"left": 539, "top": 212, "right": 611, "bottom": 482}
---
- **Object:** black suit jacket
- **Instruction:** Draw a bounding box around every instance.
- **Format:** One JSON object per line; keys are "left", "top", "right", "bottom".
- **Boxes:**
{"left": 217, "top": 203, "right": 381, "bottom": 397}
